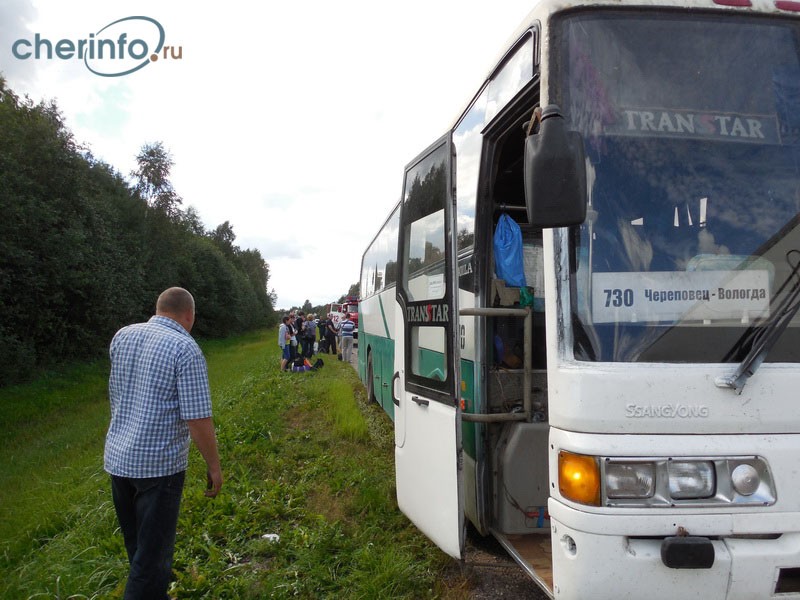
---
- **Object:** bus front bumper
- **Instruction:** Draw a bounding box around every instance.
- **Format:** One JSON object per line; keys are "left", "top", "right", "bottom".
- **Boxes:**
{"left": 548, "top": 500, "right": 800, "bottom": 599}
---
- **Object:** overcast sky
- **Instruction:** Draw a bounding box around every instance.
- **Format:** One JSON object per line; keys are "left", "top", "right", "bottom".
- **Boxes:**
{"left": 1, "top": 0, "right": 534, "bottom": 310}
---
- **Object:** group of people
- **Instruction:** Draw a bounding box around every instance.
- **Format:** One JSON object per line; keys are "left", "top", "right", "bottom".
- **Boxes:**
{"left": 277, "top": 310, "right": 356, "bottom": 371}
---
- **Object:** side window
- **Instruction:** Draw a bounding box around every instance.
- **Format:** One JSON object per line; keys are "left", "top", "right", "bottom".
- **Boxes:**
{"left": 362, "top": 204, "right": 401, "bottom": 297}
{"left": 454, "top": 30, "right": 538, "bottom": 253}
{"left": 401, "top": 141, "right": 452, "bottom": 393}
{"left": 379, "top": 205, "right": 400, "bottom": 290}
{"left": 406, "top": 209, "right": 446, "bottom": 301}
{"left": 454, "top": 92, "right": 486, "bottom": 253}
{"left": 361, "top": 256, "right": 375, "bottom": 298}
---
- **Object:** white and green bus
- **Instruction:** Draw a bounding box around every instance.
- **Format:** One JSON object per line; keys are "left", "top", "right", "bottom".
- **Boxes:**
{"left": 358, "top": 0, "right": 800, "bottom": 597}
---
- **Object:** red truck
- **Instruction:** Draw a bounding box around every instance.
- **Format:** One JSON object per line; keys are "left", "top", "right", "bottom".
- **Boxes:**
{"left": 328, "top": 296, "right": 359, "bottom": 338}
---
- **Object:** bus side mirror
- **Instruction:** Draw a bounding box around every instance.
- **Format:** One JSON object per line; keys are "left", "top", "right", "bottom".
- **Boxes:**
{"left": 524, "top": 105, "right": 587, "bottom": 228}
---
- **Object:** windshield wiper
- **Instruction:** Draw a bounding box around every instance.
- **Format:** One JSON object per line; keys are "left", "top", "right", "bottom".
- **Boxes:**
{"left": 716, "top": 249, "right": 800, "bottom": 394}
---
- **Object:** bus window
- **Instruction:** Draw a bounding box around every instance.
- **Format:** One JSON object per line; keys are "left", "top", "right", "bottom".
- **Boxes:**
{"left": 411, "top": 326, "right": 447, "bottom": 380}
{"left": 400, "top": 140, "right": 453, "bottom": 395}
{"left": 406, "top": 209, "right": 446, "bottom": 302}
{"left": 554, "top": 11, "right": 800, "bottom": 362}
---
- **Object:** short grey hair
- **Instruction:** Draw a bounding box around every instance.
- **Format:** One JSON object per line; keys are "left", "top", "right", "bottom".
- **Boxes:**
{"left": 156, "top": 287, "right": 195, "bottom": 316}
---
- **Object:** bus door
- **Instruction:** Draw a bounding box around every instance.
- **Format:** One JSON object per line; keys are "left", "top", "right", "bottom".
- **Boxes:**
{"left": 393, "top": 134, "right": 464, "bottom": 559}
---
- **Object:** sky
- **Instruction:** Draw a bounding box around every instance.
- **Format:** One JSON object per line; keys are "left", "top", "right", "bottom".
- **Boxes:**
{"left": 0, "top": 0, "right": 535, "bottom": 310}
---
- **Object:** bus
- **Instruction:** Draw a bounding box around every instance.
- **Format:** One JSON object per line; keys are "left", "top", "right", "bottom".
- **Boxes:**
{"left": 358, "top": 0, "right": 800, "bottom": 597}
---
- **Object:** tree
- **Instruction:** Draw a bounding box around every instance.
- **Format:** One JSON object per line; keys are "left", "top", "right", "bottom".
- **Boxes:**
{"left": 131, "top": 142, "right": 182, "bottom": 217}
{"left": 209, "top": 221, "right": 238, "bottom": 258}
{"left": 237, "top": 249, "right": 274, "bottom": 313}
{"left": 180, "top": 206, "right": 206, "bottom": 236}
{"left": 0, "top": 79, "right": 279, "bottom": 386}
{"left": 0, "top": 81, "right": 149, "bottom": 382}
{"left": 337, "top": 284, "right": 359, "bottom": 303}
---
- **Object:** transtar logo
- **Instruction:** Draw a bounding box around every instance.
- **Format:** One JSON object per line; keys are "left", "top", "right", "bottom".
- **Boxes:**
{"left": 605, "top": 107, "right": 781, "bottom": 145}
{"left": 406, "top": 303, "right": 449, "bottom": 324}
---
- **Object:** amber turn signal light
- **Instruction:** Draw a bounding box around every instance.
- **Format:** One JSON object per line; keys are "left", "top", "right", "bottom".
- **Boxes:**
{"left": 559, "top": 450, "right": 601, "bottom": 506}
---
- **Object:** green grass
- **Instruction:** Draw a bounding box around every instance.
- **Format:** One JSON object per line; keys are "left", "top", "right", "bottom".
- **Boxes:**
{"left": 0, "top": 330, "right": 460, "bottom": 599}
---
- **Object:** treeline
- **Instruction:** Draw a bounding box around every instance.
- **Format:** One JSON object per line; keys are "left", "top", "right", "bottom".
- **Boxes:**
{"left": 0, "top": 78, "right": 276, "bottom": 385}
{"left": 290, "top": 283, "right": 360, "bottom": 317}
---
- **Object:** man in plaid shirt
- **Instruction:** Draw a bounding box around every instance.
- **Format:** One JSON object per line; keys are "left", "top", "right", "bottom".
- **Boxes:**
{"left": 104, "top": 287, "right": 223, "bottom": 599}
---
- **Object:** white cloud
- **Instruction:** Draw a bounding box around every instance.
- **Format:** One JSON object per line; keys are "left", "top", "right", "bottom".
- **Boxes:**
{"left": 1, "top": 0, "right": 534, "bottom": 309}
{"left": 0, "top": 0, "right": 37, "bottom": 84}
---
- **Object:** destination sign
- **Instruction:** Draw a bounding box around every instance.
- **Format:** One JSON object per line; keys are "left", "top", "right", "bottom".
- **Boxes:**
{"left": 591, "top": 270, "right": 771, "bottom": 323}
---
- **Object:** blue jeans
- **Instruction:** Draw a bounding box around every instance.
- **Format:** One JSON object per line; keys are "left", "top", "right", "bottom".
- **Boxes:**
{"left": 111, "top": 471, "right": 185, "bottom": 600}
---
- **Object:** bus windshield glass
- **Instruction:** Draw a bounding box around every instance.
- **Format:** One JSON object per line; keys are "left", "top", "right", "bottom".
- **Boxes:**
{"left": 553, "top": 10, "right": 800, "bottom": 363}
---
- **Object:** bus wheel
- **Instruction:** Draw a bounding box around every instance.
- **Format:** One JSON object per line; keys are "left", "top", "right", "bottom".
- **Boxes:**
{"left": 367, "top": 352, "right": 376, "bottom": 404}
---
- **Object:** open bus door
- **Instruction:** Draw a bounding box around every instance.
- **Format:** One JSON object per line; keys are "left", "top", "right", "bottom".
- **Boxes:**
{"left": 393, "top": 135, "right": 464, "bottom": 559}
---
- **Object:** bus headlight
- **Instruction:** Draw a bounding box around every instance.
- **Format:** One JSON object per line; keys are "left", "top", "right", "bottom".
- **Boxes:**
{"left": 731, "top": 463, "right": 760, "bottom": 496}
{"left": 668, "top": 461, "right": 715, "bottom": 499}
{"left": 606, "top": 462, "right": 655, "bottom": 499}
{"left": 558, "top": 451, "right": 600, "bottom": 506}
{"left": 559, "top": 453, "right": 775, "bottom": 508}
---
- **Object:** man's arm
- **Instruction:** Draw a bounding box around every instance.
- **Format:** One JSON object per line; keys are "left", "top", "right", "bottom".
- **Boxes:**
{"left": 187, "top": 417, "right": 223, "bottom": 497}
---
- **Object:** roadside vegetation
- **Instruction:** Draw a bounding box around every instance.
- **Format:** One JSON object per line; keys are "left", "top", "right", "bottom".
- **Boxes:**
{"left": 0, "top": 329, "right": 468, "bottom": 599}
{"left": 0, "top": 77, "right": 275, "bottom": 386}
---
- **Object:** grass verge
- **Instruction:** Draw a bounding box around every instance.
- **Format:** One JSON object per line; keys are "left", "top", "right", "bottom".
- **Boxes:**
{"left": 0, "top": 330, "right": 461, "bottom": 599}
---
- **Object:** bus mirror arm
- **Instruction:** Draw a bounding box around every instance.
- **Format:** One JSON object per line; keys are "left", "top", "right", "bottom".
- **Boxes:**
{"left": 524, "top": 104, "right": 588, "bottom": 229}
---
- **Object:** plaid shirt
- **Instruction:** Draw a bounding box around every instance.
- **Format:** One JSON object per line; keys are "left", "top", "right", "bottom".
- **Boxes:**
{"left": 104, "top": 315, "right": 212, "bottom": 478}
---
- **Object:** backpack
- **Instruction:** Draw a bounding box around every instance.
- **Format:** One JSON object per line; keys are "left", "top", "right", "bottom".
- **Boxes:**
{"left": 291, "top": 357, "right": 312, "bottom": 372}
{"left": 305, "top": 320, "right": 317, "bottom": 338}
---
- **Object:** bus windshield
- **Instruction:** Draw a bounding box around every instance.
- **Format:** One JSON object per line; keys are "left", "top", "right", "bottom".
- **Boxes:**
{"left": 554, "top": 10, "right": 800, "bottom": 363}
